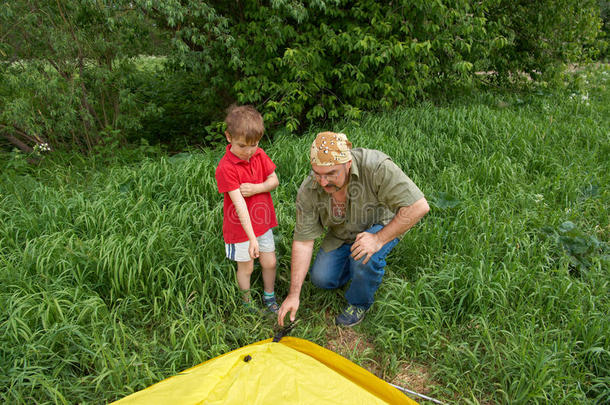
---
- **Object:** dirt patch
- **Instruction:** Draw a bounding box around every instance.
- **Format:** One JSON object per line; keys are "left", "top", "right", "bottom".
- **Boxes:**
{"left": 323, "top": 309, "right": 381, "bottom": 374}
{"left": 325, "top": 323, "right": 373, "bottom": 353}
{"left": 322, "top": 309, "right": 436, "bottom": 397}
{"left": 390, "top": 363, "right": 434, "bottom": 396}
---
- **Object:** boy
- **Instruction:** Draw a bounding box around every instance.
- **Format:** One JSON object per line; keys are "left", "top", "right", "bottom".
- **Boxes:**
{"left": 215, "top": 105, "right": 280, "bottom": 313}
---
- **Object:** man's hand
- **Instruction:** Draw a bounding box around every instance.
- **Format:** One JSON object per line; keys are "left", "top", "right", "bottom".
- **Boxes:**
{"left": 248, "top": 238, "right": 260, "bottom": 259}
{"left": 277, "top": 293, "right": 300, "bottom": 326}
{"left": 240, "top": 183, "right": 260, "bottom": 197}
{"left": 350, "top": 232, "right": 383, "bottom": 264}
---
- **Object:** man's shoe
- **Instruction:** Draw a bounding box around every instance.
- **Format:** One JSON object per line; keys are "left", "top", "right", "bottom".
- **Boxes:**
{"left": 335, "top": 305, "right": 368, "bottom": 327}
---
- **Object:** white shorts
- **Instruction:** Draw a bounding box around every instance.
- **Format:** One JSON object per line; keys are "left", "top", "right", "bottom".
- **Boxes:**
{"left": 225, "top": 229, "right": 275, "bottom": 262}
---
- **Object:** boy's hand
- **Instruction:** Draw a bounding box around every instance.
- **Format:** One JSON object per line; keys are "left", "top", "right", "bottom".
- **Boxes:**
{"left": 240, "top": 183, "right": 260, "bottom": 197}
{"left": 248, "top": 238, "right": 260, "bottom": 259}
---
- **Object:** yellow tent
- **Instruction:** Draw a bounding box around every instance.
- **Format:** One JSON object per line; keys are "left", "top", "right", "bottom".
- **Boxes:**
{"left": 112, "top": 336, "right": 418, "bottom": 404}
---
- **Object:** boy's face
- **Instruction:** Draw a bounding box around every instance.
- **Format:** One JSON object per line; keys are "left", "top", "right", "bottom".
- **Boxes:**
{"left": 226, "top": 132, "right": 259, "bottom": 161}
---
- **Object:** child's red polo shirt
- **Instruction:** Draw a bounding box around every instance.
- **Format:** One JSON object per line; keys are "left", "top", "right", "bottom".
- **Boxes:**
{"left": 215, "top": 144, "right": 278, "bottom": 243}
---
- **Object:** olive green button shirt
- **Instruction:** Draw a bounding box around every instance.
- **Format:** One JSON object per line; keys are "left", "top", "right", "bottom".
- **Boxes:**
{"left": 294, "top": 148, "right": 425, "bottom": 251}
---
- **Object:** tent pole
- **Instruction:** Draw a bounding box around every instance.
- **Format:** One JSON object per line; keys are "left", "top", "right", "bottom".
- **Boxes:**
{"left": 388, "top": 383, "right": 445, "bottom": 405}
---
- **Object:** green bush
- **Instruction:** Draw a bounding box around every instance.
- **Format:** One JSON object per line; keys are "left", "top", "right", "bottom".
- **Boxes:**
{"left": 1, "top": 0, "right": 604, "bottom": 152}
{"left": 483, "top": 0, "right": 602, "bottom": 81}
{"left": 0, "top": 1, "right": 168, "bottom": 153}
{"left": 155, "top": 0, "right": 604, "bottom": 135}
{"left": 132, "top": 63, "right": 231, "bottom": 148}
{"left": 223, "top": 0, "right": 488, "bottom": 131}
{"left": 598, "top": 0, "right": 610, "bottom": 59}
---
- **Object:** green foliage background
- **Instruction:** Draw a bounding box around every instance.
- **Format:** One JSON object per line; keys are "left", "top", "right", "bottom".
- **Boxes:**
{"left": 0, "top": 0, "right": 605, "bottom": 153}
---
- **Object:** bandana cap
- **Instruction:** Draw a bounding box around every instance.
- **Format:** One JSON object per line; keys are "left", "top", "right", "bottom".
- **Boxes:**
{"left": 310, "top": 132, "right": 352, "bottom": 166}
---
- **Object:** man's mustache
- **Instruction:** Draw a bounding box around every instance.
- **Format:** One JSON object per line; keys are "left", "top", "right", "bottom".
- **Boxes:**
{"left": 324, "top": 183, "right": 341, "bottom": 192}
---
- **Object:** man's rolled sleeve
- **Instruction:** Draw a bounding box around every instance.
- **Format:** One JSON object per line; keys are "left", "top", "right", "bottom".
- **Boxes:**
{"left": 375, "top": 159, "right": 424, "bottom": 212}
{"left": 293, "top": 185, "right": 324, "bottom": 241}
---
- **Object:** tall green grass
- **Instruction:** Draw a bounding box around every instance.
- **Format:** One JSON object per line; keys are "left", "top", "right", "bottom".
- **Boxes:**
{"left": 1, "top": 65, "right": 608, "bottom": 403}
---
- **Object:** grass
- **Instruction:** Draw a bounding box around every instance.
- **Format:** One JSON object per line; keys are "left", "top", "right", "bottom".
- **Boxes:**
{"left": 0, "top": 64, "right": 608, "bottom": 404}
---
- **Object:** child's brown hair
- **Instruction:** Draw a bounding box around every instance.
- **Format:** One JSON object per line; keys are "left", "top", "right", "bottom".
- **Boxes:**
{"left": 225, "top": 105, "right": 264, "bottom": 144}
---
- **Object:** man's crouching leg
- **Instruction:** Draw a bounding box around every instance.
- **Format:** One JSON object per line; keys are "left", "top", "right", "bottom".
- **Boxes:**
{"left": 309, "top": 244, "right": 352, "bottom": 290}
{"left": 338, "top": 225, "right": 400, "bottom": 326}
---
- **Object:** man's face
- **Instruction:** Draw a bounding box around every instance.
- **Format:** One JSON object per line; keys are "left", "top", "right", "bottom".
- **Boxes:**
{"left": 311, "top": 162, "right": 351, "bottom": 193}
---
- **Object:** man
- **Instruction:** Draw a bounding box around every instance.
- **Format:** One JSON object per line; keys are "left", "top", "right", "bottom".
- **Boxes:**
{"left": 278, "top": 132, "right": 429, "bottom": 327}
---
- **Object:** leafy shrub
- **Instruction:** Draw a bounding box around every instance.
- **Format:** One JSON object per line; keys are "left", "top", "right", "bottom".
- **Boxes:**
{"left": 0, "top": 1, "right": 167, "bottom": 153}
{"left": 131, "top": 63, "right": 230, "bottom": 148}
{"left": 1, "top": 0, "right": 604, "bottom": 152}
{"left": 543, "top": 221, "right": 609, "bottom": 272}
{"left": 598, "top": 0, "right": 610, "bottom": 59}
{"left": 179, "top": 0, "right": 493, "bottom": 133}
{"left": 483, "top": 0, "right": 602, "bottom": 81}
{"left": 153, "top": 0, "right": 604, "bottom": 136}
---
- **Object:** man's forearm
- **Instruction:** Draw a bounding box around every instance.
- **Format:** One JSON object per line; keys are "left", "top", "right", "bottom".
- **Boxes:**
{"left": 376, "top": 197, "right": 430, "bottom": 245}
{"left": 288, "top": 240, "right": 315, "bottom": 296}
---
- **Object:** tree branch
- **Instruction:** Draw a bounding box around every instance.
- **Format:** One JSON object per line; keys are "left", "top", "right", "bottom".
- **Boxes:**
{"left": 55, "top": 0, "right": 103, "bottom": 133}
{"left": 0, "top": 124, "right": 34, "bottom": 153}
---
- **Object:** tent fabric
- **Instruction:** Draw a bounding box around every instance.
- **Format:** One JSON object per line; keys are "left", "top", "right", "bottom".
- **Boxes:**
{"left": 112, "top": 337, "right": 417, "bottom": 404}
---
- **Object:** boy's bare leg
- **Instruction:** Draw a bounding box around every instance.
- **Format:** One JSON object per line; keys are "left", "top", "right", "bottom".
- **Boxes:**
{"left": 259, "top": 251, "right": 277, "bottom": 294}
{"left": 236, "top": 260, "right": 255, "bottom": 301}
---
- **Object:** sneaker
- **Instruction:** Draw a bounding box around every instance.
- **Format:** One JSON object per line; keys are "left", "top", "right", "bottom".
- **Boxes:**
{"left": 335, "top": 305, "right": 368, "bottom": 327}
{"left": 263, "top": 296, "right": 279, "bottom": 314}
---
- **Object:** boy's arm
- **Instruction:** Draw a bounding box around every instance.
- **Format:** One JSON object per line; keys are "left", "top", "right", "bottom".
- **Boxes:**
{"left": 228, "top": 188, "right": 260, "bottom": 259}
{"left": 240, "top": 171, "right": 279, "bottom": 197}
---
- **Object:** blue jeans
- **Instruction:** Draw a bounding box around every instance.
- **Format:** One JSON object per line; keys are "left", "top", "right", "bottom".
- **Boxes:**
{"left": 309, "top": 224, "right": 399, "bottom": 310}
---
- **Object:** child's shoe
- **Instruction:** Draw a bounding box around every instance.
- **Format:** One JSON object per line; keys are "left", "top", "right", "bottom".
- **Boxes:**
{"left": 242, "top": 300, "right": 259, "bottom": 314}
{"left": 263, "top": 295, "right": 279, "bottom": 314}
